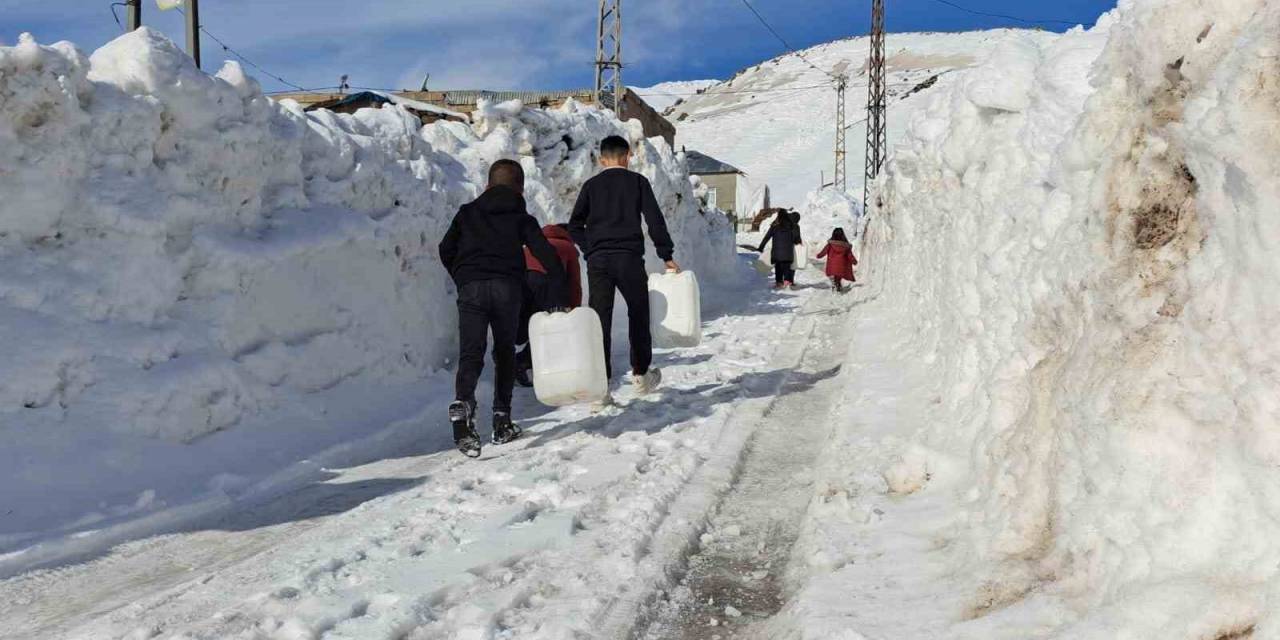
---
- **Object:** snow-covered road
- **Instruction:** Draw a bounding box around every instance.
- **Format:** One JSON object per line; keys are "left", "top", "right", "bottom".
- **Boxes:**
{"left": 0, "top": 262, "right": 855, "bottom": 640}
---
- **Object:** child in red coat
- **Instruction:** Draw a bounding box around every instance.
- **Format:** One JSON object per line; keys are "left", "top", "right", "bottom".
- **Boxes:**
{"left": 816, "top": 227, "right": 858, "bottom": 293}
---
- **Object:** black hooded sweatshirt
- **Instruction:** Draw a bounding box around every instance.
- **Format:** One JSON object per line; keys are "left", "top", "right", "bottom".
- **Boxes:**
{"left": 439, "top": 186, "right": 567, "bottom": 303}
{"left": 568, "top": 168, "right": 675, "bottom": 261}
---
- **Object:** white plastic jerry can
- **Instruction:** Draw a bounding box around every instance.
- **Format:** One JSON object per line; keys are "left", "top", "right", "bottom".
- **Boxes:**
{"left": 529, "top": 308, "right": 609, "bottom": 406}
{"left": 794, "top": 242, "right": 809, "bottom": 270}
{"left": 648, "top": 270, "right": 702, "bottom": 348}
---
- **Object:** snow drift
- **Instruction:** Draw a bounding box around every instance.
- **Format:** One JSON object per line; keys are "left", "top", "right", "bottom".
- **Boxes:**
{"left": 850, "top": 0, "right": 1280, "bottom": 635}
{"left": 0, "top": 29, "right": 736, "bottom": 546}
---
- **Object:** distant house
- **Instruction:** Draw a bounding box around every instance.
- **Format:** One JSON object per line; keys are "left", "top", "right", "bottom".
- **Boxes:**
{"left": 275, "top": 87, "right": 675, "bottom": 146}
{"left": 685, "top": 150, "right": 743, "bottom": 215}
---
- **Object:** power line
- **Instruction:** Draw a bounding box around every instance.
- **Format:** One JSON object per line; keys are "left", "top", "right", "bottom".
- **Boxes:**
{"left": 736, "top": 0, "right": 839, "bottom": 82}
{"left": 636, "top": 83, "right": 833, "bottom": 97}
{"left": 174, "top": 8, "right": 310, "bottom": 91}
{"left": 108, "top": 2, "right": 128, "bottom": 31}
{"left": 920, "top": 0, "right": 1083, "bottom": 27}
{"left": 635, "top": 80, "right": 922, "bottom": 98}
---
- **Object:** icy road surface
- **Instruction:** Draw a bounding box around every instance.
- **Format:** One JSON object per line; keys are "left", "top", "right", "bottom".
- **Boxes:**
{"left": 0, "top": 265, "right": 855, "bottom": 640}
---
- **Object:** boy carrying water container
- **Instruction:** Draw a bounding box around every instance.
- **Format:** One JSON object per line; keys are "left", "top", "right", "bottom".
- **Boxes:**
{"left": 439, "top": 160, "right": 568, "bottom": 458}
{"left": 568, "top": 136, "right": 680, "bottom": 401}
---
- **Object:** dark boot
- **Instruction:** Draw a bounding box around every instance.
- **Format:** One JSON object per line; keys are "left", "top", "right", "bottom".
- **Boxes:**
{"left": 492, "top": 411, "right": 523, "bottom": 445}
{"left": 450, "top": 400, "right": 481, "bottom": 458}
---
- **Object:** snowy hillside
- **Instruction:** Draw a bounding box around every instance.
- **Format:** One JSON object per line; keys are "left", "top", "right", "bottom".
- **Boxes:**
{"left": 670, "top": 29, "right": 1057, "bottom": 208}
{"left": 630, "top": 80, "right": 717, "bottom": 113}
{"left": 0, "top": 28, "right": 737, "bottom": 561}
{"left": 781, "top": 0, "right": 1280, "bottom": 637}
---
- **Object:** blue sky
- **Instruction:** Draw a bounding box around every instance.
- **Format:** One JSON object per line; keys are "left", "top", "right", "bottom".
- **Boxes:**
{"left": 4, "top": 0, "right": 1117, "bottom": 93}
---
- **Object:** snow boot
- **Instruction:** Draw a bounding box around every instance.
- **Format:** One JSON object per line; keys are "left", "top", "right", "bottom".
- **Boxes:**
{"left": 449, "top": 400, "right": 482, "bottom": 458}
{"left": 632, "top": 368, "right": 662, "bottom": 395}
{"left": 492, "top": 411, "right": 523, "bottom": 445}
{"left": 514, "top": 367, "right": 534, "bottom": 388}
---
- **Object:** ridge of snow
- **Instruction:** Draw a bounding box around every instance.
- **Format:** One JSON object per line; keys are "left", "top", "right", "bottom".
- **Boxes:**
{"left": 630, "top": 80, "right": 718, "bottom": 113}
{"left": 784, "top": 0, "right": 1280, "bottom": 636}
{"left": 0, "top": 27, "right": 739, "bottom": 552}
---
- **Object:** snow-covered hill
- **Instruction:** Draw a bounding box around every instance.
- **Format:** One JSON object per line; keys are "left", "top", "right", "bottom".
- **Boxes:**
{"left": 669, "top": 30, "right": 1056, "bottom": 208}
{"left": 630, "top": 80, "right": 717, "bottom": 113}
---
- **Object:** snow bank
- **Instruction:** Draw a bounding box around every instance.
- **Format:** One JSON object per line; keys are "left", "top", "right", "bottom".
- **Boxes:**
{"left": 798, "top": 188, "right": 861, "bottom": 246}
{"left": 838, "top": 0, "right": 1280, "bottom": 635}
{"left": 0, "top": 29, "right": 736, "bottom": 545}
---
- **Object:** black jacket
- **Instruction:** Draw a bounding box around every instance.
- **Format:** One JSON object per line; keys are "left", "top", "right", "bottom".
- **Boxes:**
{"left": 568, "top": 168, "right": 675, "bottom": 261}
{"left": 758, "top": 224, "right": 798, "bottom": 263}
{"left": 439, "top": 186, "right": 567, "bottom": 303}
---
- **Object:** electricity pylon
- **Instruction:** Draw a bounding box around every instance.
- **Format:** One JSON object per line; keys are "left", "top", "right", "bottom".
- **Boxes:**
{"left": 595, "top": 0, "right": 624, "bottom": 111}
{"left": 864, "top": 0, "right": 887, "bottom": 211}
{"left": 834, "top": 75, "right": 848, "bottom": 192}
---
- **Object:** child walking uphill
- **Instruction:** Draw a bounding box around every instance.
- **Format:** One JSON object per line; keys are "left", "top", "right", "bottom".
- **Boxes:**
{"left": 758, "top": 211, "right": 800, "bottom": 289}
{"left": 515, "top": 223, "right": 582, "bottom": 387}
{"left": 439, "top": 160, "right": 568, "bottom": 458}
{"left": 568, "top": 136, "right": 680, "bottom": 402}
{"left": 817, "top": 227, "right": 858, "bottom": 293}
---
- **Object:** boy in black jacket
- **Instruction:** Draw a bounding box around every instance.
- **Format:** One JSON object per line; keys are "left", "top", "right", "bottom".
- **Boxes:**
{"left": 568, "top": 136, "right": 680, "bottom": 401}
{"left": 439, "top": 160, "right": 567, "bottom": 457}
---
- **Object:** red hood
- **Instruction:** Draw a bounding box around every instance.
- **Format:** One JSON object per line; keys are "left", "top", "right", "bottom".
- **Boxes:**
{"left": 543, "top": 224, "right": 573, "bottom": 242}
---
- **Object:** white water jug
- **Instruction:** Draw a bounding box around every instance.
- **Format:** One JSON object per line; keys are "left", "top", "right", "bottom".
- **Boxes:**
{"left": 794, "top": 242, "right": 809, "bottom": 270}
{"left": 529, "top": 308, "right": 609, "bottom": 406}
{"left": 649, "top": 271, "right": 702, "bottom": 348}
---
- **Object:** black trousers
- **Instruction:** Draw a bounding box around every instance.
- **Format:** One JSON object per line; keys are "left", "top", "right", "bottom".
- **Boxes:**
{"left": 516, "top": 271, "right": 554, "bottom": 370}
{"left": 774, "top": 261, "right": 795, "bottom": 284}
{"left": 587, "top": 253, "right": 652, "bottom": 379}
{"left": 455, "top": 278, "right": 521, "bottom": 413}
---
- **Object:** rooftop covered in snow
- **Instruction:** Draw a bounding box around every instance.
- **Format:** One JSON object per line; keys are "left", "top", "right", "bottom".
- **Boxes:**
{"left": 685, "top": 150, "right": 742, "bottom": 176}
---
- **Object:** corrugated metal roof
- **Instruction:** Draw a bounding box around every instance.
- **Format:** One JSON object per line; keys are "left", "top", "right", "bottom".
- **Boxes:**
{"left": 686, "top": 150, "right": 741, "bottom": 175}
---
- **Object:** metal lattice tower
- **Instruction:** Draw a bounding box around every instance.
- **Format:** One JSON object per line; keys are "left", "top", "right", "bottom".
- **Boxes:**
{"left": 595, "top": 0, "right": 624, "bottom": 111}
{"left": 834, "top": 76, "right": 849, "bottom": 192}
{"left": 863, "top": 0, "right": 888, "bottom": 210}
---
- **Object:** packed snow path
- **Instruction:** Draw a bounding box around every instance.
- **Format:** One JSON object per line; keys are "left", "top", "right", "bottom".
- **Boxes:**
{"left": 0, "top": 265, "right": 853, "bottom": 640}
{"left": 639, "top": 288, "right": 854, "bottom": 638}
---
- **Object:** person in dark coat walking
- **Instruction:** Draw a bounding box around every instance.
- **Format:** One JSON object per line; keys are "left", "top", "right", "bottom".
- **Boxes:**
{"left": 817, "top": 227, "right": 858, "bottom": 293}
{"left": 758, "top": 212, "right": 800, "bottom": 289}
{"left": 439, "top": 159, "right": 568, "bottom": 457}
{"left": 568, "top": 135, "right": 680, "bottom": 400}
{"left": 515, "top": 223, "right": 582, "bottom": 387}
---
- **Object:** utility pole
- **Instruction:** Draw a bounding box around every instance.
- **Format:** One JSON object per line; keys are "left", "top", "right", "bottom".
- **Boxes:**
{"left": 595, "top": 0, "right": 624, "bottom": 112}
{"left": 863, "top": 0, "right": 888, "bottom": 211}
{"left": 185, "top": 0, "right": 201, "bottom": 69}
{"left": 126, "top": 0, "right": 142, "bottom": 30}
{"left": 834, "top": 75, "right": 848, "bottom": 192}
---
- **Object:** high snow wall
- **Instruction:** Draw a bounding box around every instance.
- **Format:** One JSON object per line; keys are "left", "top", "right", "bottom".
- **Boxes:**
{"left": 0, "top": 28, "right": 736, "bottom": 447}
{"left": 864, "top": 0, "right": 1280, "bottom": 635}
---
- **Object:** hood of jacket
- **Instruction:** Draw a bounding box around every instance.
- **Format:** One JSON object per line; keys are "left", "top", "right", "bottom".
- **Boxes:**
{"left": 542, "top": 224, "right": 574, "bottom": 243}
{"left": 828, "top": 240, "right": 852, "bottom": 250}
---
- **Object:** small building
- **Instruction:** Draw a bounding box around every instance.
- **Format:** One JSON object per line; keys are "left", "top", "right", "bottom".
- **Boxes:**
{"left": 274, "top": 87, "right": 675, "bottom": 146}
{"left": 685, "top": 150, "right": 743, "bottom": 216}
